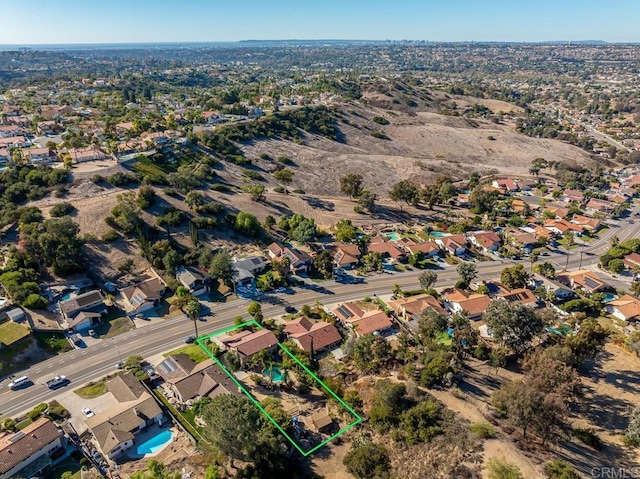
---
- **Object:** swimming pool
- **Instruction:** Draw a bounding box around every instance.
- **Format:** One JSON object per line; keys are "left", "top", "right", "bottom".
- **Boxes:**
{"left": 135, "top": 429, "right": 173, "bottom": 455}
{"left": 386, "top": 232, "right": 401, "bottom": 241}
{"left": 430, "top": 231, "right": 445, "bottom": 237}
{"left": 264, "top": 366, "right": 285, "bottom": 383}
{"left": 60, "top": 290, "right": 74, "bottom": 301}
{"left": 603, "top": 293, "right": 617, "bottom": 303}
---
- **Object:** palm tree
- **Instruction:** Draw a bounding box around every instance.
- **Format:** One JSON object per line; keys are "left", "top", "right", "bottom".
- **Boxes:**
{"left": 184, "top": 298, "right": 202, "bottom": 339}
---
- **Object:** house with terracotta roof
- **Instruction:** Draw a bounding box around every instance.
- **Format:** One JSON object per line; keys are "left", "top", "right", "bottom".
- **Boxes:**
{"left": 27, "top": 147, "right": 54, "bottom": 164}
{"left": 36, "top": 120, "right": 61, "bottom": 136}
{"left": 0, "top": 418, "right": 62, "bottom": 479}
{"left": 388, "top": 294, "right": 447, "bottom": 322}
{"left": 0, "top": 148, "right": 8, "bottom": 164}
{"left": 330, "top": 244, "right": 361, "bottom": 269}
{"left": 504, "top": 228, "right": 537, "bottom": 253}
{"left": 557, "top": 270, "right": 607, "bottom": 294}
{"left": 86, "top": 372, "right": 164, "bottom": 460}
{"left": 217, "top": 329, "right": 279, "bottom": 366}
{"left": 331, "top": 302, "right": 365, "bottom": 323}
{"left": 492, "top": 178, "right": 519, "bottom": 192}
{"left": 570, "top": 215, "right": 601, "bottom": 232}
{"left": 67, "top": 146, "right": 109, "bottom": 163}
{"left": 441, "top": 288, "right": 491, "bottom": 320}
{"left": 367, "top": 240, "right": 407, "bottom": 262}
{"left": 468, "top": 231, "right": 501, "bottom": 254}
{"left": 0, "top": 136, "right": 29, "bottom": 148}
{"left": 497, "top": 288, "right": 539, "bottom": 308}
{"left": 403, "top": 241, "right": 441, "bottom": 258}
{"left": 283, "top": 316, "right": 342, "bottom": 353}
{"left": 586, "top": 198, "right": 617, "bottom": 215}
{"left": 544, "top": 219, "right": 584, "bottom": 236}
{"left": 331, "top": 302, "right": 393, "bottom": 336}
{"left": 561, "top": 189, "right": 585, "bottom": 203}
{"left": 605, "top": 295, "right": 640, "bottom": 322}
{"left": 203, "top": 110, "right": 222, "bottom": 125}
{"left": 0, "top": 124, "right": 22, "bottom": 138}
{"left": 544, "top": 205, "right": 570, "bottom": 219}
{"left": 623, "top": 253, "right": 640, "bottom": 271}
{"left": 435, "top": 234, "right": 468, "bottom": 256}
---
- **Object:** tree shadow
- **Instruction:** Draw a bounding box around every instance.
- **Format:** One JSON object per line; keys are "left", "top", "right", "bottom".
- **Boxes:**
{"left": 303, "top": 196, "right": 335, "bottom": 212}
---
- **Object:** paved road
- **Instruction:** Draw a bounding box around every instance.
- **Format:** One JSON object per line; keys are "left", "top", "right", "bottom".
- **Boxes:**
{"left": 2, "top": 204, "right": 639, "bottom": 419}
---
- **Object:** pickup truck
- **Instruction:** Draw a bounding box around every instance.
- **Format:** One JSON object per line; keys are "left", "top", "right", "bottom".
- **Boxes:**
{"left": 46, "top": 375, "right": 68, "bottom": 389}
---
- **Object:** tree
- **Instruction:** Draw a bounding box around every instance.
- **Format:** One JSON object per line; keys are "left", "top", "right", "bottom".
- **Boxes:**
{"left": 357, "top": 190, "right": 376, "bottom": 212}
{"left": 362, "top": 251, "right": 383, "bottom": 272}
{"left": 417, "top": 309, "right": 448, "bottom": 344}
{"left": 563, "top": 318, "right": 608, "bottom": 367}
{"left": 109, "top": 191, "right": 140, "bottom": 234}
{"left": 130, "top": 460, "right": 180, "bottom": 479}
{"left": 201, "top": 395, "right": 265, "bottom": 464}
{"left": 335, "top": 219, "right": 357, "bottom": 242}
{"left": 291, "top": 218, "right": 316, "bottom": 243}
{"left": 340, "top": 173, "right": 364, "bottom": 200}
{"left": 234, "top": 212, "right": 261, "bottom": 237}
{"left": 184, "top": 299, "right": 201, "bottom": 338}
{"left": 419, "top": 270, "right": 438, "bottom": 290}
{"left": 469, "top": 186, "right": 499, "bottom": 214}
{"left": 185, "top": 191, "right": 205, "bottom": 210}
{"left": 400, "top": 400, "right": 443, "bottom": 444}
{"left": 624, "top": 406, "right": 640, "bottom": 447}
{"left": 273, "top": 168, "right": 294, "bottom": 190}
{"left": 534, "top": 261, "right": 556, "bottom": 279}
{"left": 50, "top": 202, "right": 75, "bottom": 217}
{"left": 313, "top": 249, "right": 334, "bottom": 279}
{"left": 209, "top": 250, "right": 235, "bottom": 286}
{"left": 343, "top": 443, "right": 391, "bottom": 479}
{"left": 484, "top": 300, "right": 546, "bottom": 354}
{"left": 450, "top": 310, "right": 478, "bottom": 357}
{"left": 545, "top": 460, "right": 581, "bottom": 479}
{"left": 243, "top": 184, "right": 265, "bottom": 202}
{"left": 345, "top": 335, "right": 391, "bottom": 373}
{"left": 486, "top": 457, "right": 523, "bottom": 479}
{"left": 248, "top": 301, "right": 263, "bottom": 323}
{"left": 389, "top": 180, "right": 418, "bottom": 209}
{"left": 456, "top": 261, "right": 477, "bottom": 286}
{"left": 136, "top": 185, "right": 156, "bottom": 209}
{"left": 500, "top": 264, "right": 529, "bottom": 289}
{"left": 608, "top": 258, "right": 625, "bottom": 274}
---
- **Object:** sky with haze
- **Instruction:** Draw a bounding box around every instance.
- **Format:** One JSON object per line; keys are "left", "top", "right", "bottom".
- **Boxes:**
{"left": 1, "top": 0, "right": 637, "bottom": 44}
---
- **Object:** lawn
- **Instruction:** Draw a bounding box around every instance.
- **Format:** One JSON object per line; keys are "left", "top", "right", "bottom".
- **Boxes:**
{"left": 164, "top": 344, "right": 209, "bottom": 364}
{"left": 436, "top": 331, "right": 452, "bottom": 346}
{"left": 47, "top": 458, "right": 81, "bottom": 479}
{"left": 15, "top": 418, "right": 33, "bottom": 430}
{"left": 93, "top": 307, "right": 133, "bottom": 338}
{"left": 0, "top": 321, "right": 31, "bottom": 347}
{"left": 74, "top": 380, "right": 107, "bottom": 399}
{"left": 34, "top": 332, "right": 73, "bottom": 354}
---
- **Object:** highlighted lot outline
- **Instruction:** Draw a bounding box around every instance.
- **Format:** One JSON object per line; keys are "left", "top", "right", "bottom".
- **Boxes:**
{"left": 197, "top": 320, "right": 362, "bottom": 456}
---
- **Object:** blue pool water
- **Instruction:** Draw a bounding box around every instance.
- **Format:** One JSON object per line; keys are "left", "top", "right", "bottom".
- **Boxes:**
{"left": 264, "top": 366, "right": 285, "bottom": 383}
{"left": 386, "top": 232, "right": 401, "bottom": 241}
{"left": 135, "top": 430, "right": 173, "bottom": 455}
{"left": 60, "top": 290, "right": 73, "bottom": 301}
{"left": 603, "top": 293, "right": 616, "bottom": 303}
{"left": 430, "top": 231, "right": 445, "bottom": 237}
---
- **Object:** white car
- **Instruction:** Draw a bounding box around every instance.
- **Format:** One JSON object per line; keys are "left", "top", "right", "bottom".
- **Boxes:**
{"left": 82, "top": 407, "right": 95, "bottom": 418}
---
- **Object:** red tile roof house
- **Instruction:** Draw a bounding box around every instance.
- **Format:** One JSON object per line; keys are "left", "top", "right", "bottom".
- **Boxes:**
{"left": 543, "top": 219, "right": 584, "bottom": 236}
{"left": 497, "top": 288, "right": 539, "bottom": 308}
{"left": 0, "top": 418, "right": 63, "bottom": 479}
{"left": 557, "top": 270, "right": 607, "bottom": 294}
{"left": 441, "top": 288, "right": 491, "bottom": 321}
{"left": 329, "top": 244, "right": 361, "bottom": 270}
{"left": 267, "top": 242, "right": 312, "bottom": 273}
{"left": 27, "top": 147, "right": 54, "bottom": 165}
{"left": 585, "top": 198, "right": 617, "bottom": 215}
{"left": 435, "top": 234, "right": 468, "bottom": 256}
{"left": 468, "top": 231, "right": 501, "bottom": 254}
{"left": 403, "top": 241, "right": 441, "bottom": 258}
{"left": 67, "top": 146, "right": 109, "bottom": 163}
{"left": 605, "top": 295, "right": 640, "bottom": 322}
{"left": 283, "top": 316, "right": 342, "bottom": 354}
{"left": 0, "top": 124, "right": 22, "bottom": 138}
{"left": 561, "top": 189, "right": 584, "bottom": 203}
{"left": 203, "top": 110, "right": 222, "bottom": 125}
{"left": 331, "top": 302, "right": 393, "bottom": 336}
{"left": 367, "top": 241, "right": 407, "bottom": 262}
{"left": 623, "top": 253, "right": 640, "bottom": 271}
{"left": 387, "top": 294, "right": 447, "bottom": 322}
{"left": 570, "top": 215, "right": 601, "bottom": 232}
{"left": 217, "top": 329, "right": 279, "bottom": 366}
{"left": 492, "top": 178, "right": 519, "bottom": 192}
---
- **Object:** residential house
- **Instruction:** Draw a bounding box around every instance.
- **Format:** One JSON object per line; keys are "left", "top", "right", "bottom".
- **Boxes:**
{"left": 36, "top": 121, "right": 60, "bottom": 136}
{"left": 67, "top": 147, "right": 109, "bottom": 163}
{"left": 492, "top": 178, "right": 519, "bottom": 192}
{"left": 331, "top": 302, "right": 393, "bottom": 336}
{"left": 436, "top": 234, "right": 468, "bottom": 256}
{"left": 570, "top": 215, "right": 601, "bottom": 232}
{"left": 203, "top": 111, "right": 222, "bottom": 125}
{"left": 605, "top": 295, "right": 640, "bottom": 322}
{"left": 543, "top": 219, "right": 584, "bottom": 236}
{"left": 608, "top": 193, "right": 630, "bottom": 205}
{"left": 86, "top": 373, "right": 164, "bottom": 460}
{"left": 586, "top": 198, "right": 617, "bottom": 216}
{"left": 557, "top": 270, "right": 607, "bottom": 294}
{"left": 534, "top": 225, "right": 554, "bottom": 242}
{"left": 176, "top": 266, "right": 212, "bottom": 296}
{"left": 2, "top": 105, "right": 21, "bottom": 117}
{"left": 529, "top": 274, "right": 576, "bottom": 301}
{"left": 623, "top": 253, "right": 640, "bottom": 271}
{"left": 59, "top": 290, "right": 106, "bottom": 331}
{"left": 0, "top": 148, "right": 8, "bottom": 164}
{"left": 217, "top": 329, "right": 279, "bottom": 366}
{"left": 388, "top": 294, "right": 447, "bottom": 326}
{"left": 267, "top": 242, "right": 312, "bottom": 273}
{"left": 283, "top": 316, "right": 342, "bottom": 354}
{"left": 330, "top": 244, "right": 361, "bottom": 270}
{"left": 468, "top": 231, "right": 501, "bottom": 254}
{"left": 505, "top": 228, "right": 537, "bottom": 253}
{"left": 0, "top": 136, "right": 29, "bottom": 148}
{"left": 441, "top": 288, "right": 491, "bottom": 320}
{"left": 497, "top": 288, "right": 539, "bottom": 308}
{"left": 0, "top": 418, "right": 63, "bottom": 479}
{"left": 403, "top": 241, "right": 441, "bottom": 258}
{"left": 544, "top": 205, "right": 570, "bottom": 219}
{"left": 27, "top": 147, "right": 53, "bottom": 164}
{"left": 121, "top": 277, "right": 166, "bottom": 314}
{"left": 232, "top": 256, "right": 268, "bottom": 287}
{"left": 141, "top": 131, "right": 171, "bottom": 147}
{"left": 156, "top": 355, "right": 241, "bottom": 403}
{"left": 561, "top": 189, "right": 584, "bottom": 203}
{"left": 367, "top": 241, "right": 407, "bottom": 262}
{"left": 0, "top": 125, "right": 22, "bottom": 138}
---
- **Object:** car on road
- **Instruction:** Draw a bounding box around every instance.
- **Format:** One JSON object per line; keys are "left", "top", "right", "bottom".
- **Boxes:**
{"left": 115, "top": 362, "right": 123, "bottom": 370}
{"left": 284, "top": 306, "right": 297, "bottom": 314}
{"left": 8, "top": 376, "right": 31, "bottom": 390}
{"left": 46, "top": 375, "right": 69, "bottom": 389}
{"left": 82, "top": 408, "right": 95, "bottom": 418}
{"left": 184, "top": 336, "right": 196, "bottom": 344}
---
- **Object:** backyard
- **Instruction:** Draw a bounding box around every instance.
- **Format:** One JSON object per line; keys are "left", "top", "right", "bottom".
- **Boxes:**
{"left": 0, "top": 320, "right": 31, "bottom": 347}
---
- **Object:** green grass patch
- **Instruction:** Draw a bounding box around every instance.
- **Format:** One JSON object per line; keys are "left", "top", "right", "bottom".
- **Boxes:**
{"left": 16, "top": 418, "right": 33, "bottom": 430}
{"left": 0, "top": 321, "right": 31, "bottom": 347}
{"left": 74, "top": 380, "right": 107, "bottom": 399}
{"left": 164, "top": 344, "right": 209, "bottom": 364}
{"left": 103, "top": 316, "right": 134, "bottom": 338}
{"left": 130, "top": 154, "right": 178, "bottom": 176}
{"left": 436, "top": 331, "right": 452, "bottom": 346}
{"left": 34, "top": 332, "right": 72, "bottom": 354}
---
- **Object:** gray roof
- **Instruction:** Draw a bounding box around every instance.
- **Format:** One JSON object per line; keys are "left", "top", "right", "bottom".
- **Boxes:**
{"left": 156, "top": 354, "right": 197, "bottom": 381}
{"left": 107, "top": 372, "right": 146, "bottom": 402}
{"left": 233, "top": 256, "right": 267, "bottom": 273}
{"left": 176, "top": 267, "right": 210, "bottom": 288}
{"left": 59, "top": 290, "right": 104, "bottom": 317}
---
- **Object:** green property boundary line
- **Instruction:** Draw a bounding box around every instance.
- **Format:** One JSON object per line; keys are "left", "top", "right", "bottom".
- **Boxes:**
{"left": 196, "top": 320, "right": 362, "bottom": 456}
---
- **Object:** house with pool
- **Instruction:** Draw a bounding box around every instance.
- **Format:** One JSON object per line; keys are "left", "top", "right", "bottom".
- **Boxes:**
{"left": 86, "top": 372, "right": 166, "bottom": 460}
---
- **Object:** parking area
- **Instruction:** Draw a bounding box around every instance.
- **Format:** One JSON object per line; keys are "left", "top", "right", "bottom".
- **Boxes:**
{"left": 57, "top": 386, "right": 118, "bottom": 435}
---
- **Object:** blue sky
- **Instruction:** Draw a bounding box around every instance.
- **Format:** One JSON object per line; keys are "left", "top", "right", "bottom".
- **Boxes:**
{"left": 1, "top": 0, "right": 636, "bottom": 44}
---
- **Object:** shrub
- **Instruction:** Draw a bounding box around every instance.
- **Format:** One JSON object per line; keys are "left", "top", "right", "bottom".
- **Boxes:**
{"left": 50, "top": 202, "right": 75, "bottom": 217}
{"left": 277, "top": 156, "right": 294, "bottom": 165}
{"left": 102, "top": 229, "right": 120, "bottom": 242}
{"left": 370, "top": 131, "right": 390, "bottom": 140}
{"left": 292, "top": 188, "right": 305, "bottom": 194}
{"left": 486, "top": 457, "right": 522, "bottom": 479}
{"left": 23, "top": 294, "right": 48, "bottom": 309}
{"left": 545, "top": 460, "right": 581, "bottom": 479}
{"left": 91, "top": 174, "right": 105, "bottom": 184}
{"left": 372, "top": 116, "right": 390, "bottom": 125}
{"left": 274, "top": 186, "right": 286, "bottom": 193}
{"left": 573, "top": 428, "right": 603, "bottom": 450}
{"left": 210, "top": 183, "right": 231, "bottom": 192}
{"left": 471, "top": 421, "right": 496, "bottom": 439}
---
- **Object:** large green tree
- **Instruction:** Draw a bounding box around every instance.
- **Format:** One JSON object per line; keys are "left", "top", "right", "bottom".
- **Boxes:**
{"left": 340, "top": 173, "right": 364, "bottom": 200}
{"left": 484, "top": 301, "right": 546, "bottom": 354}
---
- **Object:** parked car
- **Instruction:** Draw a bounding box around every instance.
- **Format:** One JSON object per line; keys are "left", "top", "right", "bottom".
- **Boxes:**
{"left": 82, "top": 408, "right": 95, "bottom": 418}
{"left": 8, "top": 376, "right": 31, "bottom": 390}
{"left": 184, "top": 336, "right": 196, "bottom": 344}
{"left": 46, "top": 375, "right": 68, "bottom": 389}
{"left": 115, "top": 362, "right": 123, "bottom": 370}
{"left": 284, "top": 306, "right": 297, "bottom": 314}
